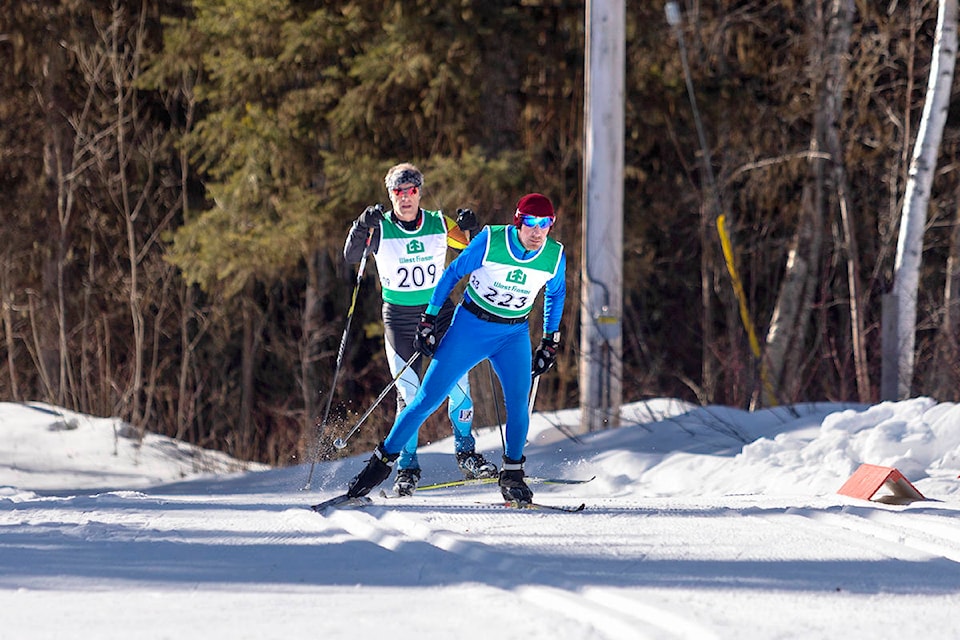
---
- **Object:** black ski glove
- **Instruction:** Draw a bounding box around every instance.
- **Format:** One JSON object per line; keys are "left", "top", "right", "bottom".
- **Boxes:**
{"left": 356, "top": 204, "right": 384, "bottom": 229}
{"left": 413, "top": 313, "right": 439, "bottom": 356}
{"left": 532, "top": 333, "right": 560, "bottom": 376}
{"left": 456, "top": 208, "right": 480, "bottom": 235}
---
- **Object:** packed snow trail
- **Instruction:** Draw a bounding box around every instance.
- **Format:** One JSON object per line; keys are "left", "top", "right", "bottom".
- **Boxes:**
{"left": 3, "top": 399, "right": 960, "bottom": 638}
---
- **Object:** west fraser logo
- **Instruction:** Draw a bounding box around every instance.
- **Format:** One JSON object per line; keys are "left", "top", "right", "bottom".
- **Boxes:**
{"left": 406, "top": 239, "right": 425, "bottom": 254}
{"left": 506, "top": 269, "right": 527, "bottom": 285}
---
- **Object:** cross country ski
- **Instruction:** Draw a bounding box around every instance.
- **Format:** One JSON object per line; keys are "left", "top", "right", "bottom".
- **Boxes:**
{"left": 310, "top": 492, "right": 586, "bottom": 513}
{"left": 416, "top": 475, "right": 596, "bottom": 491}
{"left": 497, "top": 500, "right": 586, "bottom": 512}
{"left": 310, "top": 494, "right": 372, "bottom": 511}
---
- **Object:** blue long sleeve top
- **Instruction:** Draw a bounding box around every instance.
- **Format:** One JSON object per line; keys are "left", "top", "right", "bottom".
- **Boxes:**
{"left": 426, "top": 226, "right": 566, "bottom": 335}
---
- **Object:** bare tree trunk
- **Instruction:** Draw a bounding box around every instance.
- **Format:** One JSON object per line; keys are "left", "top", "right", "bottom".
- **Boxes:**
{"left": 0, "top": 257, "right": 20, "bottom": 401}
{"left": 143, "top": 264, "right": 175, "bottom": 429}
{"left": 836, "top": 181, "right": 870, "bottom": 399}
{"left": 174, "top": 282, "right": 212, "bottom": 442}
{"left": 71, "top": 2, "right": 168, "bottom": 431}
{"left": 170, "top": 67, "right": 200, "bottom": 441}
{"left": 932, "top": 184, "right": 960, "bottom": 399}
{"left": 106, "top": 2, "right": 150, "bottom": 426}
{"left": 177, "top": 286, "right": 196, "bottom": 440}
{"left": 241, "top": 297, "right": 255, "bottom": 458}
{"left": 701, "top": 202, "right": 716, "bottom": 404}
{"left": 765, "top": 1, "right": 833, "bottom": 401}
{"left": 892, "top": 0, "right": 957, "bottom": 399}
{"left": 40, "top": 32, "right": 69, "bottom": 404}
{"left": 101, "top": 312, "right": 114, "bottom": 411}
{"left": 822, "top": 0, "right": 869, "bottom": 401}
{"left": 301, "top": 250, "right": 324, "bottom": 456}
{"left": 239, "top": 289, "right": 265, "bottom": 459}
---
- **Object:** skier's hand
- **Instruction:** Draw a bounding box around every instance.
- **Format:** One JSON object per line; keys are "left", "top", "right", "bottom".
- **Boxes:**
{"left": 532, "top": 334, "right": 559, "bottom": 376}
{"left": 413, "top": 313, "right": 439, "bottom": 356}
{"left": 456, "top": 208, "right": 480, "bottom": 235}
{"left": 356, "top": 204, "right": 384, "bottom": 229}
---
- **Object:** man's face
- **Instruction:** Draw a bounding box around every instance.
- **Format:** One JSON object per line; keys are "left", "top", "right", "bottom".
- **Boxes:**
{"left": 389, "top": 183, "right": 421, "bottom": 220}
{"left": 517, "top": 215, "right": 554, "bottom": 250}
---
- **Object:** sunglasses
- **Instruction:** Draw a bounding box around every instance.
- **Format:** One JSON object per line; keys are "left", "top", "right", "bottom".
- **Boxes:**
{"left": 391, "top": 185, "right": 420, "bottom": 197}
{"left": 520, "top": 214, "right": 554, "bottom": 229}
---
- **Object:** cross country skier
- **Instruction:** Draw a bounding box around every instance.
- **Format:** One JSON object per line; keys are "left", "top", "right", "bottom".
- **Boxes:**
{"left": 344, "top": 192, "right": 566, "bottom": 503}
{"left": 343, "top": 163, "right": 496, "bottom": 496}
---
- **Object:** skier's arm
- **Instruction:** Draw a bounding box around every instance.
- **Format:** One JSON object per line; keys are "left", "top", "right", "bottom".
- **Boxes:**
{"left": 443, "top": 214, "right": 470, "bottom": 251}
{"left": 343, "top": 206, "right": 383, "bottom": 263}
{"left": 542, "top": 252, "right": 567, "bottom": 335}
{"left": 444, "top": 208, "right": 481, "bottom": 252}
{"left": 343, "top": 224, "right": 378, "bottom": 263}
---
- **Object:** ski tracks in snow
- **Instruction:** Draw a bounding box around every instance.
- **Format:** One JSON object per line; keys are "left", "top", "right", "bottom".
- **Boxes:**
{"left": 516, "top": 586, "right": 719, "bottom": 640}
{"left": 307, "top": 493, "right": 960, "bottom": 639}
{"left": 314, "top": 501, "right": 717, "bottom": 640}
{"left": 788, "top": 502, "right": 960, "bottom": 564}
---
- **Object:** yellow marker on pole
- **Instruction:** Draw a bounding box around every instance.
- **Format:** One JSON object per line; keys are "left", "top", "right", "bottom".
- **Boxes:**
{"left": 716, "top": 214, "right": 777, "bottom": 406}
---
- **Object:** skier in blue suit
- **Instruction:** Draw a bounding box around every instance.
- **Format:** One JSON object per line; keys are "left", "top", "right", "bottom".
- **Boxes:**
{"left": 345, "top": 193, "right": 567, "bottom": 503}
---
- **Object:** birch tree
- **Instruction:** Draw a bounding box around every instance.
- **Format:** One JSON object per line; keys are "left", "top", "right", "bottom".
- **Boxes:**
{"left": 892, "top": 0, "right": 957, "bottom": 399}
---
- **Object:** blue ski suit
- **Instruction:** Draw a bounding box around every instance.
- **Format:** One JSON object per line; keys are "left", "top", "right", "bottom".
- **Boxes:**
{"left": 382, "top": 224, "right": 566, "bottom": 461}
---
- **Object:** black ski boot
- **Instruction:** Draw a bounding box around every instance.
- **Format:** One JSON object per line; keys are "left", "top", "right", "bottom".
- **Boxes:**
{"left": 393, "top": 467, "right": 421, "bottom": 496}
{"left": 498, "top": 455, "right": 532, "bottom": 503}
{"left": 456, "top": 451, "right": 498, "bottom": 479}
{"left": 347, "top": 443, "right": 399, "bottom": 498}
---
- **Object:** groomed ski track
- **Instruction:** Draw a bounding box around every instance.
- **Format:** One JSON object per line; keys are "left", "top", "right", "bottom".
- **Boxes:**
{"left": 4, "top": 484, "right": 960, "bottom": 639}
{"left": 301, "top": 488, "right": 960, "bottom": 639}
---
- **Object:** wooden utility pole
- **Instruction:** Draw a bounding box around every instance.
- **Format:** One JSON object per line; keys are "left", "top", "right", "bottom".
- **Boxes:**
{"left": 579, "top": 0, "right": 624, "bottom": 432}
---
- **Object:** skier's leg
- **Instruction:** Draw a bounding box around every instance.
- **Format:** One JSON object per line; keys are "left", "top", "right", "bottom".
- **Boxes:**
{"left": 446, "top": 372, "right": 475, "bottom": 453}
{"left": 489, "top": 326, "right": 535, "bottom": 502}
{"left": 383, "top": 311, "right": 423, "bottom": 471}
{"left": 435, "top": 299, "right": 475, "bottom": 452}
{"left": 383, "top": 309, "right": 489, "bottom": 454}
{"left": 489, "top": 324, "right": 534, "bottom": 461}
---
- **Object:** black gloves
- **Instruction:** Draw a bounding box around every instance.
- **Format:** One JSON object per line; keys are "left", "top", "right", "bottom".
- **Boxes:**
{"left": 413, "top": 313, "right": 439, "bottom": 356}
{"left": 532, "top": 334, "right": 560, "bottom": 376}
{"left": 456, "top": 208, "right": 480, "bottom": 235}
{"left": 356, "top": 204, "right": 384, "bottom": 229}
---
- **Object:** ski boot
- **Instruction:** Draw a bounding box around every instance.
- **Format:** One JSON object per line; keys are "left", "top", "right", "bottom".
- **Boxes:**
{"left": 456, "top": 450, "right": 498, "bottom": 479}
{"left": 346, "top": 443, "right": 398, "bottom": 498}
{"left": 393, "top": 468, "right": 421, "bottom": 496}
{"left": 498, "top": 455, "right": 532, "bottom": 503}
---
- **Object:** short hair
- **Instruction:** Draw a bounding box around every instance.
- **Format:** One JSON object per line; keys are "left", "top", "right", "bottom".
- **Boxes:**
{"left": 384, "top": 163, "right": 424, "bottom": 191}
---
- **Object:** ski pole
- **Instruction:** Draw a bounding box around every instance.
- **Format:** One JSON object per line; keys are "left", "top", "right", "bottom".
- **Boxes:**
{"left": 304, "top": 221, "right": 377, "bottom": 488}
{"left": 528, "top": 374, "right": 540, "bottom": 416}
{"left": 332, "top": 351, "right": 419, "bottom": 450}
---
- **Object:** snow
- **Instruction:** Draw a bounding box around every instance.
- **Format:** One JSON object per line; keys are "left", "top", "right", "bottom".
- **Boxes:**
{"left": 2, "top": 397, "right": 960, "bottom": 639}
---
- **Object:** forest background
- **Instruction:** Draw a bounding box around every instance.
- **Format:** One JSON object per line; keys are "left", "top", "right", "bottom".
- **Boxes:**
{"left": 2, "top": 0, "right": 959, "bottom": 467}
